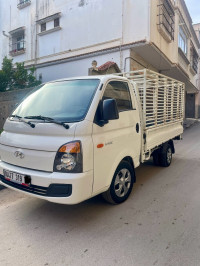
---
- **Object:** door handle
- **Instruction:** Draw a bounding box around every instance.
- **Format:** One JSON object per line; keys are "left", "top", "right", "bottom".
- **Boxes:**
{"left": 136, "top": 123, "right": 139, "bottom": 133}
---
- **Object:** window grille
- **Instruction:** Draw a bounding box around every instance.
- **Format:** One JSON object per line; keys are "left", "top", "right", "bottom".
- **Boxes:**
{"left": 190, "top": 44, "right": 199, "bottom": 74}
{"left": 157, "top": 0, "right": 175, "bottom": 41}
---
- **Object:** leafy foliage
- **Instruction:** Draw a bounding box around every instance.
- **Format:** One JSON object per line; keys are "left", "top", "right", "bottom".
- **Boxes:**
{"left": 0, "top": 70, "right": 8, "bottom": 91}
{"left": 0, "top": 57, "right": 41, "bottom": 92}
{"left": 0, "top": 57, "right": 13, "bottom": 91}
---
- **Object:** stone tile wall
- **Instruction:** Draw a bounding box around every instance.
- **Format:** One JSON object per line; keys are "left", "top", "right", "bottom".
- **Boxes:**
{"left": 0, "top": 88, "right": 32, "bottom": 130}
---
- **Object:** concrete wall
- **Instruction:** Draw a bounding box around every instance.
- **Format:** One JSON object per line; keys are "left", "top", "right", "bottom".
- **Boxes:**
{"left": 37, "top": 49, "right": 130, "bottom": 82}
{"left": 0, "top": 88, "right": 32, "bottom": 130}
{"left": 129, "top": 50, "right": 157, "bottom": 72}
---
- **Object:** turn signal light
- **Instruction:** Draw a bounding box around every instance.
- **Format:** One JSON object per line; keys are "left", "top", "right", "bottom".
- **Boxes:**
{"left": 59, "top": 142, "right": 81, "bottom": 153}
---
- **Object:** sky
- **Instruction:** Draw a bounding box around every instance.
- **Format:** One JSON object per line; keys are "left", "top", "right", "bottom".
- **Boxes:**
{"left": 185, "top": 0, "right": 200, "bottom": 24}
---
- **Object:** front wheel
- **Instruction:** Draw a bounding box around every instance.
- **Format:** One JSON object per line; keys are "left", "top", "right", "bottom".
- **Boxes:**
{"left": 102, "top": 161, "right": 135, "bottom": 204}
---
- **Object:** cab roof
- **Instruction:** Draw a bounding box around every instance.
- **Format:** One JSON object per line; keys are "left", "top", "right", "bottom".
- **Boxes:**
{"left": 46, "top": 74, "right": 128, "bottom": 84}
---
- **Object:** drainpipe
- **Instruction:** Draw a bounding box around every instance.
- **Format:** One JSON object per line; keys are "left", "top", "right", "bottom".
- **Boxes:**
{"left": 2, "top": 31, "right": 9, "bottom": 37}
{"left": 120, "top": 0, "right": 124, "bottom": 71}
{"left": 148, "top": 0, "right": 151, "bottom": 42}
{"left": 2, "top": 31, "right": 10, "bottom": 58}
{"left": 35, "top": 0, "right": 38, "bottom": 76}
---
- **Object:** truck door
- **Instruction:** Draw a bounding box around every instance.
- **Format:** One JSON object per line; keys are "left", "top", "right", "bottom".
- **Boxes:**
{"left": 92, "top": 80, "right": 141, "bottom": 194}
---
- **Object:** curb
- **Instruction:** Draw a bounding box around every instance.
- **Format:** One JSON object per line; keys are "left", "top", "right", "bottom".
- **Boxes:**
{"left": 183, "top": 119, "right": 198, "bottom": 130}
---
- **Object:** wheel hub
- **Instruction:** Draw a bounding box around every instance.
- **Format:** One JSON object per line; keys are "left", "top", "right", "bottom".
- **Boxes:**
{"left": 114, "top": 168, "right": 131, "bottom": 198}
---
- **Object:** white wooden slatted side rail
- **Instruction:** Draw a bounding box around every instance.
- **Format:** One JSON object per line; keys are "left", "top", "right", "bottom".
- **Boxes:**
{"left": 116, "top": 69, "right": 185, "bottom": 130}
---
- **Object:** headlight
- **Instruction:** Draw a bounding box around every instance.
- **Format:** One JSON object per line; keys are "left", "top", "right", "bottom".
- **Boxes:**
{"left": 54, "top": 141, "right": 83, "bottom": 173}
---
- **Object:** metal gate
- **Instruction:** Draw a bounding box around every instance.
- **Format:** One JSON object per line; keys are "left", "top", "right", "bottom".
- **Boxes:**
{"left": 185, "top": 93, "right": 195, "bottom": 118}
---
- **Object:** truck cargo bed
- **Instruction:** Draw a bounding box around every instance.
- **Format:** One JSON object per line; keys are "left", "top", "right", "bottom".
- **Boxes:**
{"left": 116, "top": 69, "right": 184, "bottom": 157}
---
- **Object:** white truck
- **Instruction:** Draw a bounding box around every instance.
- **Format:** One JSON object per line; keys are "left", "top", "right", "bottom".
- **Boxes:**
{"left": 0, "top": 69, "right": 184, "bottom": 204}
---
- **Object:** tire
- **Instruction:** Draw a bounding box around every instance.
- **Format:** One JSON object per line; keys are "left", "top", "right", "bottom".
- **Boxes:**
{"left": 153, "top": 149, "right": 161, "bottom": 166}
{"left": 102, "top": 161, "right": 135, "bottom": 204}
{"left": 159, "top": 144, "right": 172, "bottom": 167}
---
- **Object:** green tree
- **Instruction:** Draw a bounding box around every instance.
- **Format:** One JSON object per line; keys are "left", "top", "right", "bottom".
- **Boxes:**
{"left": 0, "top": 57, "right": 13, "bottom": 91}
{"left": 0, "top": 56, "right": 41, "bottom": 91}
{"left": 12, "top": 62, "right": 28, "bottom": 88}
{"left": 27, "top": 66, "right": 41, "bottom": 88}
{"left": 0, "top": 70, "right": 8, "bottom": 92}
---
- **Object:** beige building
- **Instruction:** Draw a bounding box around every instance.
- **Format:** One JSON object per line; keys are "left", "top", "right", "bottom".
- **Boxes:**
{"left": 126, "top": 0, "right": 200, "bottom": 118}
{"left": 193, "top": 22, "right": 200, "bottom": 116}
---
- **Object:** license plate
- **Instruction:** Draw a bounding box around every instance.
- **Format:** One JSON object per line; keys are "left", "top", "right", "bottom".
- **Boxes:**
{"left": 3, "top": 170, "right": 29, "bottom": 187}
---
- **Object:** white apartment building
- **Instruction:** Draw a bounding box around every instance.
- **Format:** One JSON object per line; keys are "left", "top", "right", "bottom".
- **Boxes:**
{"left": 0, "top": 0, "right": 199, "bottom": 117}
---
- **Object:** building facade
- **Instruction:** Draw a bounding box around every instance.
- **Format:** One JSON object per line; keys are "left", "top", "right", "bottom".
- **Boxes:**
{"left": 193, "top": 23, "right": 200, "bottom": 116}
{"left": 0, "top": 0, "right": 199, "bottom": 117}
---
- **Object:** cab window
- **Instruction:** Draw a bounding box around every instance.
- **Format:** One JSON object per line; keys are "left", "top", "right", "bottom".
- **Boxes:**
{"left": 103, "top": 81, "right": 132, "bottom": 112}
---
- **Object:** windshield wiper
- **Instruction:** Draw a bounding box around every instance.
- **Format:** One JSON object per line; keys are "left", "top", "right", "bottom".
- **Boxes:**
{"left": 9, "top": 115, "right": 35, "bottom": 128}
{"left": 24, "top": 115, "right": 70, "bottom": 130}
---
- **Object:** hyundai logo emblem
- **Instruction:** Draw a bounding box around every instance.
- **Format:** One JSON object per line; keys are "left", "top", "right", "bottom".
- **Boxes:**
{"left": 14, "top": 151, "right": 25, "bottom": 159}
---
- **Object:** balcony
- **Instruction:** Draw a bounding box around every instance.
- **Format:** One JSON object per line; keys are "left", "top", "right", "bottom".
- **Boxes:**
{"left": 9, "top": 41, "right": 26, "bottom": 56}
{"left": 17, "top": 0, "right": 31, "bottom": 9}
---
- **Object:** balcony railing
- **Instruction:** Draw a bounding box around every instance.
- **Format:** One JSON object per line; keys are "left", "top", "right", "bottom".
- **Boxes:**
{"left": 9, "top": 41, "right": 26, "bottom": 56}
{"left": 17, "top": 0, "right": 31, "bottom": 9}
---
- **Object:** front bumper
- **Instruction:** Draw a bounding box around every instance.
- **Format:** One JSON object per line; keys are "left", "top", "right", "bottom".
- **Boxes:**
{"left": 0, "top": 161, "right": 93, "bottom": 204}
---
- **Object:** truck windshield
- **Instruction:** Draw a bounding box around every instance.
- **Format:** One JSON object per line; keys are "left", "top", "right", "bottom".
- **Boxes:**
{"left": 12, "top": 79, "right": 100, "bottom": 123}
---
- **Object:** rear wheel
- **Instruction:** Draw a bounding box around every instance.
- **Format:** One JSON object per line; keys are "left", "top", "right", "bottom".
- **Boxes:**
{"left": 153, "top": 150, "right": 160, "bottom": 166}
{"left": 102, "top": 161, "right": 135, "bottom": 204}
{"left": 159, "top": 144, "right": 172, "bottom": 167}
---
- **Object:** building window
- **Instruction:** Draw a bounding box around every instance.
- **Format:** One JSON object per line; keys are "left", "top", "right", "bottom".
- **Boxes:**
{"left": 41, "top": 23, "right": 46, "bottom": 32}
{"left": 190, "top": 45, "right": 199, "bottom": 74}
{"left": 36, "top": 13, "right": 62, "bottom": 36}
{"left": 157, "top": 0, "right": 175, "bottom": 41}
{"left": 9, "top": 28, "right": 25, "bottom": 56}
{"left": 179, "top": 26, "right": 187, "bottom": 55}
{"left": 17, "top": 0, "right": 31, "bottom": 9}
{"left": 54, "top": 18, "right": 60, "bottom": 28}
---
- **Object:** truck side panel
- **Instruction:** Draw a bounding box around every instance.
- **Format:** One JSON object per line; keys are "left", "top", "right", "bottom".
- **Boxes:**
{"left": 145, "top": 122, "right": 183, "bottom": 152}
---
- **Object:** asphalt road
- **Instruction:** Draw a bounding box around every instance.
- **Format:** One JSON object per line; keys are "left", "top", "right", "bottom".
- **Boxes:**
{"left": 1, "top": 123, "right": 200, "bottom": 266}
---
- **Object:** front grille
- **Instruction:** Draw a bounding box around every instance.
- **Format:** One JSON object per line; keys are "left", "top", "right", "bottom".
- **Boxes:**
{"left": 0, "top": 175, "right": 48, "bottom": 196}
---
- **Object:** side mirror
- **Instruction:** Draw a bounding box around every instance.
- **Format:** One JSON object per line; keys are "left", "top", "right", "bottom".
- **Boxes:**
{"left": 103, "top": 99, "right": 119, "bottom": 121}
